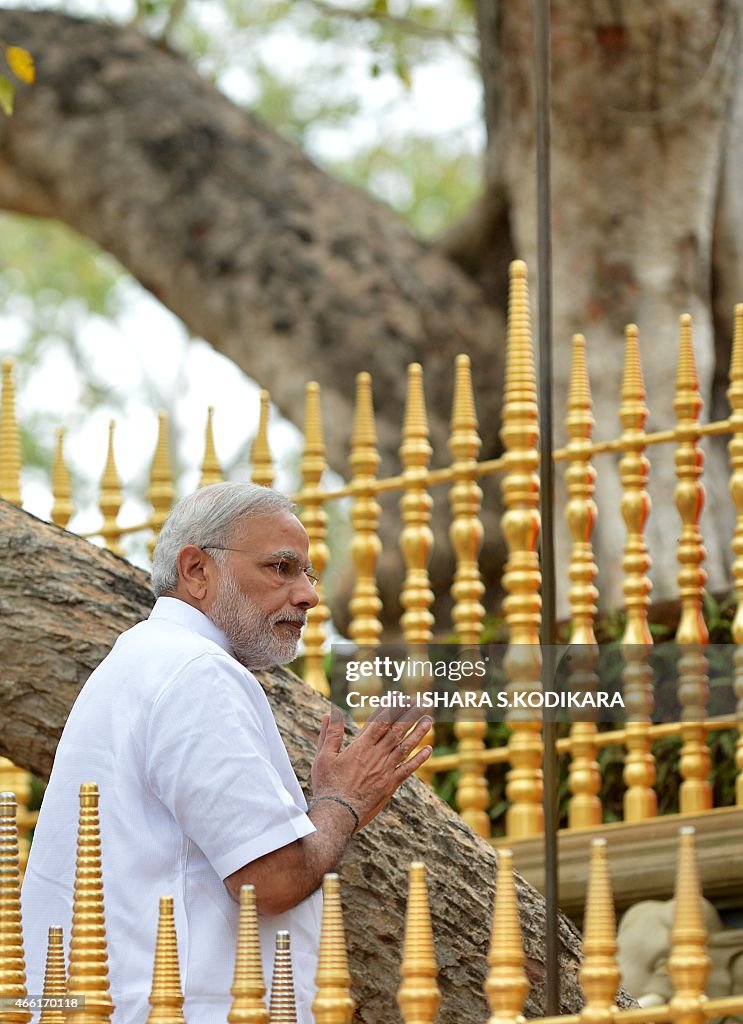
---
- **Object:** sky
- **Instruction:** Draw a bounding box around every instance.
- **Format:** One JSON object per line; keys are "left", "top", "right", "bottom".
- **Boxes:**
{"left": 1, "top": 0, "right": 484, "bottom": 570}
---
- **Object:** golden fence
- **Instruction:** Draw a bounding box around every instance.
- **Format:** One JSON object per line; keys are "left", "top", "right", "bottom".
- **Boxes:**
{"left": 2, "top": 260, "right": 743, "bottom": 845}
{"left": 1, "top": 786, "right": 742, "bottom": 1024}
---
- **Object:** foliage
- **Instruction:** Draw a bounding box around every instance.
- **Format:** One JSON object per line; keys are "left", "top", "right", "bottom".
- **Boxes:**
{"left": 0, "top": 42, "right": 34, "bottom": 115}
{"left": 2, "top": 0, "right": 482, "bottom": 504}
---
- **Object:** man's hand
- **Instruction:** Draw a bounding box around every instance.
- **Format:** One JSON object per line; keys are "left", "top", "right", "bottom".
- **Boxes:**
{"left": 224, "top": 701, "right": 432, "bottom": 914}
{"left": 310, "top": 701, "right": 433, "bottom": 831}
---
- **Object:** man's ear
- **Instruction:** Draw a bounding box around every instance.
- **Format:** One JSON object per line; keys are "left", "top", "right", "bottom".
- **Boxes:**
{"left": 177, "top": 545, "right": 213, "bottom": 602}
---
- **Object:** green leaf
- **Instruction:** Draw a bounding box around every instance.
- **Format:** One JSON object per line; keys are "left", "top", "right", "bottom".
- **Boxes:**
{"left": 0, "top": 74, "right": 15, "bottom": 115}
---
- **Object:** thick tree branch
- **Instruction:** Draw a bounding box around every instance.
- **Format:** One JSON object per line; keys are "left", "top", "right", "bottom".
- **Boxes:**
{"left": 0, "top": 8, "right": 503, "bottom": 480}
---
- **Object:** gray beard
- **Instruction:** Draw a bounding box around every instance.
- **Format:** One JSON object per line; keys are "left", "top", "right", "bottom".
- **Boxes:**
{"left": 209, "top": 567, "right": 305, "bottom": 670}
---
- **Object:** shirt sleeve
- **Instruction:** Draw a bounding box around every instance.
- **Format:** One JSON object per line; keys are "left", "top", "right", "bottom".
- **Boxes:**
{"left": 144, "top": 651, "right": 315, "bottom": 880}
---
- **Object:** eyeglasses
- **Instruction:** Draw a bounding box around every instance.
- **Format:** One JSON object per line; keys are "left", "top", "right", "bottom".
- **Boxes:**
{"left": 204, "top": 547, "right": 320, "bottom": 588}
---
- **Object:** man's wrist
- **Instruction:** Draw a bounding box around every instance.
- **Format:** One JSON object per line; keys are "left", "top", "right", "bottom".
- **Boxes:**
{"left": 309, "top": 795, "right": 360, "bottom": 833}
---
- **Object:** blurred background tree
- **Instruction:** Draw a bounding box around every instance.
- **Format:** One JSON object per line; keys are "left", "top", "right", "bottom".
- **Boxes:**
{"left": 1, "top": 0, "right": 741, "bottom": 623}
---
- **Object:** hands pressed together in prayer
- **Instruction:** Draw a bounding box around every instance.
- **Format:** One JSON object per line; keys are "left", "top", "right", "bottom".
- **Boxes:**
{"left": 310, "top": 701, "right": 433, "bottom": 832}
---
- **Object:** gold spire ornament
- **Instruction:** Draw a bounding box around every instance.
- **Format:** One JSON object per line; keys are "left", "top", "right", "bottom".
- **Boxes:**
{"left": 99, "top": 421, "right": 123, "bottom": 557}
{"left": 39, "top": 927, "right": 66, "bottom": 1024}
{"left": 564, "top": 334, "right": 601, "bottom": 830}
{"left": 0, "top": 792, "right": 31, "bottom": 1023}
{"left": 312, "top": 874, "right": 354, "bottom": 1024}
{"left": 299, "top": 382, "right": 330, "bottom": 696}
{"left": 727, "top": 304, "right": 743, "bottom": 808}
{"left": 449, "top": 354, "right": 488, "bottom": 837}
{"left": 619, "top": 325, "right": 656, "bottom": 823}
{"left": 673, "top": 315, "right": 711, "bottom": 813}
{"left": 668, "top": 828, "right": 710, "bottom": 1024}
{"left": 148, "top": 412, "right": 174, "bottom": 557}
{"left": 0, "top": 763, "right": 32, "bottom": 879}
{"left": 65, "top": 783, "right": 114, "bottom": 1022}
{"left": 145, "top": 897, "right": 185, "bottom": 1024}
{"left": 198, "top": 407, "right": 223, "bottom": 488}
{"left": 485, "top": 850, "right": 528, "bottom": 1024}
{"left": 250, "top": 391, "right": 274, "bottom": 488}
{"left": 579, "top": 840, "right": 619, "bottom": 1024}
{"left": 399, "top": 363, "right": 435, "bottom": 647}
{"left": 228, "top": 886, "right": 268, "bottom": 1024}
{"left": 500, "top": 260, "right": 543, "bottom": 838}
{"left": 51, "top": 428, "right": 73, "bottom": 530}
{"left": 0, "top": 358, "right": 21, "bottom": 506}
{"left": 347, "top": 372, "right": 383, "bottom": 700}
{"left": 268, "top": 932, "right": 297, "bottom": 1024}
{"left": 397, "top": 863, "right": 440, "bottom": 1024}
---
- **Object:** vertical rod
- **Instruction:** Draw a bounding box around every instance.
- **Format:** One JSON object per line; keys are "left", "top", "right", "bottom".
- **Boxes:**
{"left": 533, "top": 0, "right": 559, "bottom": 1015}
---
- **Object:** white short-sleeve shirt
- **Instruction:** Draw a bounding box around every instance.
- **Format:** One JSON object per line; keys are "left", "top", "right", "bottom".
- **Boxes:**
{"left": 21, "top": 596, "right": 322, "bottom": 1023}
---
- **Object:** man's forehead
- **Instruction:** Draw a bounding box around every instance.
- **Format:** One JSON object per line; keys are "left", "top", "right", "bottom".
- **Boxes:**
{"left": 229, "top": 510, "right": 309, "bottom": 549}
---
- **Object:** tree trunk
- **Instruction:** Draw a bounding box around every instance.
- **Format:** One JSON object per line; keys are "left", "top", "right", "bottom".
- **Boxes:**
{"left": 469, "top": 0, "right": 743, "bottom": 609}
{"left": 0, "top": 501, "right": 636, "bottom": 1021}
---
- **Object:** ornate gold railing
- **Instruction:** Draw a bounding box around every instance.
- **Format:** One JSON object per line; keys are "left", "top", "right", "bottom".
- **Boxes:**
{"left": 1, "top": 786, "right": 740, "bottom": 1024}
{"left": 3, "top": 260, "right": 743, "bottom": 846}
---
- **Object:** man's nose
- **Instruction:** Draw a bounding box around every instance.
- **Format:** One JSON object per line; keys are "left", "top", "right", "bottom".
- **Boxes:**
{"left": 290, "top": 573, "right": 320, "bottom": 608}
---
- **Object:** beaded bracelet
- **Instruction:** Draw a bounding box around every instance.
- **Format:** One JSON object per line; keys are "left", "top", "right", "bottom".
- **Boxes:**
{"left": 310, "top": 795, "right": 360, "bottom": 832}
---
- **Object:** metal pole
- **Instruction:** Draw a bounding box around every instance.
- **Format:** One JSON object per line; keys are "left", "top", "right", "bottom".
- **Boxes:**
{"left": 533, "top": 0, "right": 560, "bottom": 1015}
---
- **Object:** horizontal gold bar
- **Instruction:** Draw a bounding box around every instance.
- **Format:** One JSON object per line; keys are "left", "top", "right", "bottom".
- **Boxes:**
{"left": 554, "top": 417, "right": 734, "bottom": 462}
{"left": 430, "top": 717, "right": 737, "bottom": 772}
{"left": 80, "top": 518, "right": 155, "bottom": 540}
{"left": 294, "top": 455, "right": 509, "bottom": 504}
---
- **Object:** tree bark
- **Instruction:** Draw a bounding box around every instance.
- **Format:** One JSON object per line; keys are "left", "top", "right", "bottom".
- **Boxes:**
{"left": 0, "top": 501, "right": 636, "bottom": 1021}
{"left": 471, "top": 0, "right": 743, "bottom": 609}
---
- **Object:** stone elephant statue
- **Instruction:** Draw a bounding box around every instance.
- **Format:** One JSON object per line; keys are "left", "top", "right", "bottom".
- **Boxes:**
{"left": 617, "top": 898, "right": 743, "bottom": 1022}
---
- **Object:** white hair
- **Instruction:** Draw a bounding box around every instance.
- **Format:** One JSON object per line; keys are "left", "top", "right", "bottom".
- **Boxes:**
{"left": 151, "top": 482, "right": 293, "bottom": 597}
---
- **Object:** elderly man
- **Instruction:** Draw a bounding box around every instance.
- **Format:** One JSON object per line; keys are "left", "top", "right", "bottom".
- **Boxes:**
{"left": 22, "top": 482, "right": 432, "bottom": 1023}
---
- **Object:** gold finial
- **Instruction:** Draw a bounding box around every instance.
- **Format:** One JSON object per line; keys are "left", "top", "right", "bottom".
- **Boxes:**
{"left": 0, "top": 761, "right": 33, "bottom": 879}
{"left": 500, "top": 260, "right": 543, "bottom": 838}
{"left": 145, "top": 896, "right": 185, "bottom": 1024}
{"left": 0, "top": 791, "right": 31, "bottom": 1023}
{"left": 228, "top": 886, "right": 269, "bottom": 1024}
{"left": 347, "top": 373, "right": 383, "bottom": 719}
{"left": 565, "top": 335, "right": 601, "bottom": 830}
{"left": 99, "top": 420, "right": 123, "bottom": 557}
{"left": 485, "top": 850, "right": 528, "bottom": 1024}
{"left": 398, "top": 364, "right": 435, "bottom": 772}
{"left": 397, "top": 863, "right": 440, "bottom": 1024}
{"left": 449, "top": 354, "right": 485, "bottom": 645}
{"left": 449, "top": 354, "right": 488, "bottom": 837}
{"left": 619, "top": 325, "right": 656, "bottom": 823}
{"left": 312, "top": 874, "right": 354, "bottom": 1024}
{"left": 727, "top": 305, "right": 743, "bottom": 808}
{"left": 269, "top": 932, "right": 297, "bottom": 1024}
{"left": 673, "top": 315, "right": 711, "bottom": 815}
{"left": 399, "top": 363, "right": 435, "bottom": 646}
{"left": 298, "top": 381, "right": 330, "bottom": 696}
{"left": 0, "top": 358, "right": 22, "bottom": 506}
{"left": 39, "top": 927, "right": 66, "bottom": 1024}
{"left": 250, "top": 391, "right": 274, "bottom": 488}
{"left": 51, "top": 428, "right": 73, "bottom": 530}
{"left": 65, "top": 783, "right": 114, "bottom": 1021}
{"left": 579, "top": 840, "right": 619, "bottom": 1024}
{"left": 668, "top": 828, "right": 710, "bottom": 1022}
{"left": 199, "top": 406, "right": 223, "bottom": 488}
{"left": 148, "top": 412, "right": 174, "bottom": 558}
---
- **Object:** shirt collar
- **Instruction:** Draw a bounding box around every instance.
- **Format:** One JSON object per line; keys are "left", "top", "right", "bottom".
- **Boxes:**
{"left": 148, "top": 596, "right": 233, "bottom": 655}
